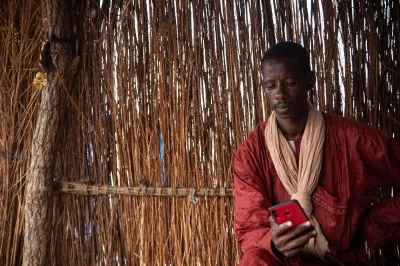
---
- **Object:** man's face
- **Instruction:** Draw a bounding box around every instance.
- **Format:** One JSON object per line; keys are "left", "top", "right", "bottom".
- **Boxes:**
{"left": 261, "top": 57, "right": 314, "bottom": 120}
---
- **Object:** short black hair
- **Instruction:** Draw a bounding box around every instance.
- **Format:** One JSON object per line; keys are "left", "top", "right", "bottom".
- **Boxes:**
{"left": 261, "top": 42, "right": 311, "bottom": 74}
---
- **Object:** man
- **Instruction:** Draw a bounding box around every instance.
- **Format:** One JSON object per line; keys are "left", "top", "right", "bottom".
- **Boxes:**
{"left": 233, "top": 42, "right": 400, "bottom": 265}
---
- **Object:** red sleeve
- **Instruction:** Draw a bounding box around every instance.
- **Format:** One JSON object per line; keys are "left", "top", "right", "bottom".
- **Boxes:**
{"left": 355, "top": 132, "right": 400, "bottom": 248}
{"left": 361, "top": 195, "right": 400, "bottom": 248}
{"left": 233, "top": 145, "right": 284, "bottom": 263}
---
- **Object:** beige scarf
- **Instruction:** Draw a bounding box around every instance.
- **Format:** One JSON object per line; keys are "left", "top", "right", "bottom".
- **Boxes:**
{"left": 265, "top": 104, "right": 329, "bottom": 260}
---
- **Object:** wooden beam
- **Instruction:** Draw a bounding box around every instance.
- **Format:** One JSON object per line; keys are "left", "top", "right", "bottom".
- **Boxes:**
{"left": 53, "top": 181, "right": 234, "bottom": 197}
{"left": 22, "top": 1, "right": 78, "bottom": 265}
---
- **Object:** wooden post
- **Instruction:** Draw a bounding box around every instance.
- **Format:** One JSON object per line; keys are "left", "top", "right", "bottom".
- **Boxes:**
{"left": 22, "top": 1, "right": 77, "bottom": 265}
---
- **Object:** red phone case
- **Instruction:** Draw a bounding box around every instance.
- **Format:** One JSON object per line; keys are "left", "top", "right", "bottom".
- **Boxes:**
{"left": 268, "top": 199, "right": 309, "bottom": 227}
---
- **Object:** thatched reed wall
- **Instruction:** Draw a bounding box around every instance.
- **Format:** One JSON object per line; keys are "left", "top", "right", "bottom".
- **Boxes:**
{"left": 0, "top": 0, "right": 399, "bottom": 265}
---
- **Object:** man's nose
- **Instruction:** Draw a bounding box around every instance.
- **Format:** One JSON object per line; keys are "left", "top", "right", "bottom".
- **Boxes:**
{"left": 275, "top": 83, "right": 288, "bottom": 100}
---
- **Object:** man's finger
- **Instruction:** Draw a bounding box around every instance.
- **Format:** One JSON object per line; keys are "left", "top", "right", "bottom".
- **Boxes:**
{"left": 283, "top": 246, "right": 303, "bottom": 258}
{"left": 275, "top": 221, "right": 293, "bottom": 237}
{"left": 285, "top": 229, "right": 317, "bottom": 252}
{"left": 290, "top": 221, "right": 313, "bottom": 239}
{"left": 278, "top": 221, "right": 313, "bottom": 245}
{"left": 268, "top": 215, "right": 277, "bottom": 227}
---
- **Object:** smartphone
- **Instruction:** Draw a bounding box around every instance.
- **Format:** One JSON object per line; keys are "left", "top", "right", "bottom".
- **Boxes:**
{"left": 268, "top": 200, "right": 311, "bottom": 228}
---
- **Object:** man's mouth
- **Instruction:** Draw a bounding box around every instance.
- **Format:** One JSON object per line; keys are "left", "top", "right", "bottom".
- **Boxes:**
{"left": 273, "top": 103, "right": 293, "bottom": 114}
{"left": 274, "top": 103, "right": 292, "bottom": 110}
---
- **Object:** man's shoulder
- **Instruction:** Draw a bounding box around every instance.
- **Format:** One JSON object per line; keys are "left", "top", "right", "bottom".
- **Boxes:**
{"left": 233, "top": 121, "right": 268, "bottom": 172}
{"left": 322, "top": 112, "right": 383, "bottom": 139}
{"left": 235, "top": 121, "right": 267, "bottom": 155}
{"left": 323, "top": 112, "right": 374, "bottom": 130}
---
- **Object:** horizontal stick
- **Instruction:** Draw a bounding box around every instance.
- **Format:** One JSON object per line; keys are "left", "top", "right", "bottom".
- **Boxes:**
{"left": 53, "top": 181, "right": 234, "bottom": 197}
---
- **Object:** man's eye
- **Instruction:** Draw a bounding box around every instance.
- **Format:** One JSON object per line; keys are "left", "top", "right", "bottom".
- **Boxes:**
{"left": 285, "top": 81, "right": 296, "bottom": 86}
{"left": 262, "top": 83, "right": 275, "bottom": 90}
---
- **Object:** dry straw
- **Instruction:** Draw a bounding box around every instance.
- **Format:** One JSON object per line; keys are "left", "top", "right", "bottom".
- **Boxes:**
{"left": 1, "top": 0, "right": 399, "bottom": 265}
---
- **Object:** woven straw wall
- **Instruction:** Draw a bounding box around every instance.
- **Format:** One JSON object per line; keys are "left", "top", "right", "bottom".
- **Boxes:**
{"left": 1, "top": 0, "right": 399, "bottom": 265}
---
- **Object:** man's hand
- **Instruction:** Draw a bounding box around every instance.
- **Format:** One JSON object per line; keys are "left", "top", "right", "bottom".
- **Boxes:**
{"left": 269, "top": 215, "right": 317, "bottom": 258}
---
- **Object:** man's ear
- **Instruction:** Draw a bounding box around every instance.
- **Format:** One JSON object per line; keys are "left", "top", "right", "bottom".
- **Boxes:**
{"left": 307, "top": 71, "right": 316, "bottom": 90}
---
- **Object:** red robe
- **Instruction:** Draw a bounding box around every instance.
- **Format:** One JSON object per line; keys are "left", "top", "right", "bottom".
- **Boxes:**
{"left": 234, "top": 113, "right": 400, "bottom": 265}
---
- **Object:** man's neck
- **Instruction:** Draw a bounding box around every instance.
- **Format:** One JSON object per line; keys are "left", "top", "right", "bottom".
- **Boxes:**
{"left": 276, "top": 114, "right": 308, "bottom": 141}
